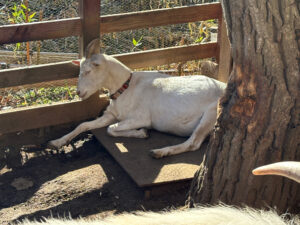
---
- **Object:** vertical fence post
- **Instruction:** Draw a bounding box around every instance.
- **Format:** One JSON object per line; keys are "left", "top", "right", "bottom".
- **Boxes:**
{"left": 79, "top": 0, "right": 101, "bottom": 58}
{"left": 78, "top": 0, "right": 104, "bottom": 107}
{"left": 216, "top": 14, "right": 231, "bottom": 83}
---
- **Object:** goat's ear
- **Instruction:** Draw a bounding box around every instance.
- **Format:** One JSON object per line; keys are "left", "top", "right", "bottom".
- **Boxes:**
{"left": 72, "top": 60, "right": 80, "bottom": 66}
{"left": 85, "top": 38, "right": 100, "bottom": 59}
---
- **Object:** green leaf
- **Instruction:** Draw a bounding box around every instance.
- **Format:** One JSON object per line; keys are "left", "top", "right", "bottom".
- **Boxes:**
{"left": 16, "top": 43, "right": 21, "bottom": 50}
{"left": 21, "top": 10, "right": 26, "bottom": 20}
{"left": 20, "top": 4, "right": 27, "bottom": 9}
{"left": 29, "top": 12, "right": 36, "bottom": 19}
{"left": 195, "top": 36, "right": 204, "bottom": 43}
{"left": 137, "top": 35, "right": 143, "bottom": 43}
{"left": 30, "top": 90, "right": 36, "bottom": 98}
{"left": 132, "top": 38, "right": 137, "bottom": 46}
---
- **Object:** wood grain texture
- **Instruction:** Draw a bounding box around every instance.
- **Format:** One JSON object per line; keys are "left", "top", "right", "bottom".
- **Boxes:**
{"left": 79, "top": 0, "right": 101, "bottom": 57}
{"left": 217, "top": 16, "right": 231, "bottom": 82}
{"left": 0, "top": 61, "right": 79, "bottom": 88}
{"left": 100, "top": 3, "right": 222, "bottom": 33}
{"left": 0, "top": 94, "right": 109, "bottom": 135}
{"left": 92, "top": 128, "right": 204, "bottom": 187}
{"left": 115, "top": 43, "right": 218, "bottom": 69}
{"left": 0, "top": 43, "right": 217, "bottom": 88}
{"left": 0, "top": 18, "right": 81, "bottom": 45}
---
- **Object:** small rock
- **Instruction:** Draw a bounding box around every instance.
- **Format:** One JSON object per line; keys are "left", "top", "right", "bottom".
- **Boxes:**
{"left": 11, "top": 177, "right": 34, "bottom": 190}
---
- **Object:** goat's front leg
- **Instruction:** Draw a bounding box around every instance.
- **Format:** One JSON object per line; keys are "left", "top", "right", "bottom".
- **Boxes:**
{"left": 107, "top": 119, "right": 149, "bottom": 138}
{"left": 48, "top": 112, "right": 116, "bottom": 149}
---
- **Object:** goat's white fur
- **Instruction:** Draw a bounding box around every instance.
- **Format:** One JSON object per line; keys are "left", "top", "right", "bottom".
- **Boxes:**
{"left": 17, "top": 204, "right": 299, "bottom": 225}
{"left": 49, "top": 39, "right": 226, "bottom": 158}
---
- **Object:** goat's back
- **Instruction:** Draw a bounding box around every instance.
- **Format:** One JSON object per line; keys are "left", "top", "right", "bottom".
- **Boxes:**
{"left": 18, "top": 205, "right": 298, "bottom": 225}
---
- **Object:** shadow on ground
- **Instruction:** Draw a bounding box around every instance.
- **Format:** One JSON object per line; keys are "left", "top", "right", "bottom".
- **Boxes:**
{"left": 0, "top": 133, "right": 189, "bottom": 224}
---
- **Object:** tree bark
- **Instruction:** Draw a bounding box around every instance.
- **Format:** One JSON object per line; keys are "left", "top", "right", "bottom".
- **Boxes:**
{"left": 188, "top": 0, "right": 300, "bottom": 212}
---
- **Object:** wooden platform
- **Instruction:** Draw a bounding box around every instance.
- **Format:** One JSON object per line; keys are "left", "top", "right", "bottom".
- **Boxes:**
{"left": 92, "top": 128, "right": 205, "bottom": 187}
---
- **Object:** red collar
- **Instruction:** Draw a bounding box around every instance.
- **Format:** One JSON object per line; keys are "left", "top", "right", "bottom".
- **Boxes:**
{"left": 110, "top": 73, "right": 133, "bottom": 100}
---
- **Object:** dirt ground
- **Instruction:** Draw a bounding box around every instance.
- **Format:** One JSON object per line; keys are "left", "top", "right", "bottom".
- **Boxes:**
{"left": 0, "top": 133, "right": 189, "bottom": 225}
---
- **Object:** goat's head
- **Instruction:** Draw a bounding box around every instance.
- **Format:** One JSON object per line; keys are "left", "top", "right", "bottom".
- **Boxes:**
{"left": 73, "top": 39, "right": 109, "bottom": 100}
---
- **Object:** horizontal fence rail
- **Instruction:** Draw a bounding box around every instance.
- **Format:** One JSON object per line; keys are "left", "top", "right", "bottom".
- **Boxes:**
{"left": 0, "top": 3, "right": 221, "bottom": 45}
{"left": 0, "top": 43, "right": 217, "bottom": 88}
{"left": 0, "top": 61, "right": 79, "bottom": 89}
{"left": 0, "top": 93, "right": 109, "bottom": 135}
{"left": 100, "top": 3, "right": 221, "bottom": 33}
{"left": 0, "top": 18, "right": 81, "bottom": 45}
{"left": 116, "top": 43, "right": 217, "bottom": 69}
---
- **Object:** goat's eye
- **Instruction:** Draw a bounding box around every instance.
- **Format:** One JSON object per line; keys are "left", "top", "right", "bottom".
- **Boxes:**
{"left": 85, "top": 71, "right": 91, "bottom": 76}
{"left": 92, "top": 62, "right": 100, "bottom": 67}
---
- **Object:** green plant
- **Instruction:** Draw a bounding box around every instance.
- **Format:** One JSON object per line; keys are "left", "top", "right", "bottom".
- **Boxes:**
{"left": 132, "top": 35, "right": 143, "bottom": 51}
{"left": 187, "top": 20, "right": 217, "bottom": 44}
{"left": 8, "top": 2, "right": 37, "bottom": 64}
{"left": 8, "top": 3, "right": 36, "bottom": 24}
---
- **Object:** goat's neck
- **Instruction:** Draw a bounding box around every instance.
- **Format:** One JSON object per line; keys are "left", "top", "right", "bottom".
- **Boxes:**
{"left": 105, "top": 59, "right": 132, "bottom": 94}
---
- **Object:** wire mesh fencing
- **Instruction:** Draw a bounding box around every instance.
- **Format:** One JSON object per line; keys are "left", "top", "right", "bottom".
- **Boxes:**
{"left": 0, "top": 0, "right": 218, "bottom": 67}
{"left": 0, "top": 0, "right": 219, "bottom": 110}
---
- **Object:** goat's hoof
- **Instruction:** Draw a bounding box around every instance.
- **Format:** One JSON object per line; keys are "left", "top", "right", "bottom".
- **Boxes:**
{"left": 139, "top": 129, "right": 149, "bottom": 138}
{"left": 149, "top": 150, "right": 164, "bottom": 159}
{"left": 47, "top": 140, "right": 62, "bottom": 150}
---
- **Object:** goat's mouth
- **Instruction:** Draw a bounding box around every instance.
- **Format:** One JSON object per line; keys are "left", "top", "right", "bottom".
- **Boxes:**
{"left": 79, "top": 91, "right": 87, "bottom": 99}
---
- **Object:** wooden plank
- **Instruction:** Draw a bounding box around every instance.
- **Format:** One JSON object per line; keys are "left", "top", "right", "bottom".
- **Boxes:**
{"left": 92, "top": 128, "right": 204, "bottom": 187}
{"left": 0, "top": 3, "right": 221, "bottom": 45}
{"left": 79, "top": 0, "right": 101, "bottom": 57}
{"left": 0, "top": 61, "right": 79, "bottom": 89}
{"left": 217, "top": 16, "right": 231, "bottom": 82}
{"left": 0, "top": 50, "right": 78, "bottom": 65}
{"left": 100, "top": 3, "right": 221, "bottom": 33}
{"left": 0, "top": 18, "right": 81, "bottom": 45}
{"left": 0, "top": 94, "right": 109, "bottom": 135}
{"left": 115, "top": 43, "right": 218, "bottom": 69}
{"left": 0, "top": 43, "right": 217, "bottom": 88}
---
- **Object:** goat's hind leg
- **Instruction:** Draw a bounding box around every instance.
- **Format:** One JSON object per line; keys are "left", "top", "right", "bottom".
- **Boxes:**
{"left": 150, "top": 102, "right": 218, "bottom": 158}
{"left": 48, "top": 112, "right": 116, "bottom": 149}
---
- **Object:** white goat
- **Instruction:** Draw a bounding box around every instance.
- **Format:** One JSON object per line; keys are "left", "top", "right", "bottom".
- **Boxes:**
{"left": 48, "top": 39, "right": 226, "bottom": 158}
{"left": 16, "top": 162, "right": 300, "bottom": 225}
{"left": 17, "top": 205, "right": 299, "bottom": 225}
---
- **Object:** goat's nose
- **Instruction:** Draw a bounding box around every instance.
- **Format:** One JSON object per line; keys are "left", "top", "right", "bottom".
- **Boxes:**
{"left": 76, "top": 90, "right": 80, "bottom": 96}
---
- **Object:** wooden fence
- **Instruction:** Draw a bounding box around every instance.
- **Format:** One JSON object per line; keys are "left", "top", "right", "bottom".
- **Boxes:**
{"left": 0, "top": 1, "right": 230, "bottom": 136}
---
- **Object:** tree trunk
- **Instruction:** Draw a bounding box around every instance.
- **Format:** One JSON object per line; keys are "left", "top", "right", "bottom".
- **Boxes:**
{"left": 188, "top": 0, "right": 300, "bottom": 212}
